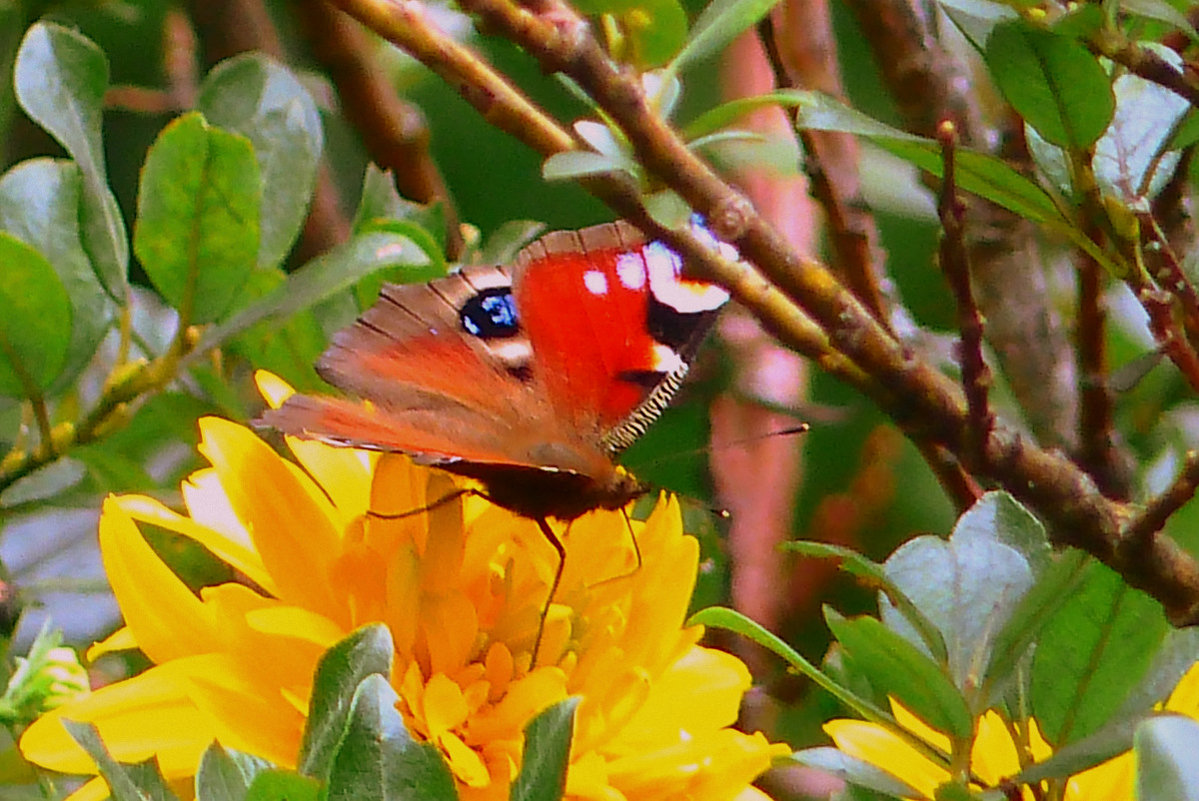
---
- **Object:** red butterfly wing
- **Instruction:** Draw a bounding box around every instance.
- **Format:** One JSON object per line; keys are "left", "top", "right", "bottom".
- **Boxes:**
{"left": 513, "top": 221, "right": 728, "bottom": 452}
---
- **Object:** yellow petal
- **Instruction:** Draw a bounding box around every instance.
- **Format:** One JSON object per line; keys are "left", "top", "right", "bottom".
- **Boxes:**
{"left": 439, "top": 729, "right": 492, "bottom": 788}
{"left": 825, "top": 719, "right": 943, "bottom": 800}
{"left": 1166, "top": 661, "right": 1199, "bottom": 715}
{"left": 425, "top": 673, "right": 470, "bottom": 739}
{"left": 99, "top": 497, "right": 222, "bottom": 664}
{"left": 21, "top": 665, "right": 213, "bottom": 776}
{"left": 608, "top": 646, "right": 749, "bottom": 753}
{"left": 87, "top": 626, "right": 136, "bottom": 661}
{"left": 120, "top": 491, "right": 274, "bottom": 595}
{"left": 197, "top": 417, "right": 343, "bottom": 618}
{"left": 61, "top": 776, "right": 112, "bottom": 801}
{"left": 166, "top": 653, "right": 305, "bottom": 767}
{"left": 254, "top": 370, "right": 294, "bottom": 408}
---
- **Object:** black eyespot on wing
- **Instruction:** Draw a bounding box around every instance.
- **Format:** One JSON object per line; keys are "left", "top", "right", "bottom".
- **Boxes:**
{"left": 461, "top": 288, "right": 520, "bottom": 339}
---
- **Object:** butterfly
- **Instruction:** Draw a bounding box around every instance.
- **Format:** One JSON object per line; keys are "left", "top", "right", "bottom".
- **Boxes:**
{"left": 261, "top": 217, "right": 733, "bottom": 523}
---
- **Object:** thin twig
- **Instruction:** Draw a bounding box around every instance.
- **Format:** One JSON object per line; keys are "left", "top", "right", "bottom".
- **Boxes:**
{"left": 1142, "top": 214, "right": 1199, "bottom": 350}
{"left": 1138, "top": 286, "right": 1199, "bottom": 393}
{"left": 937, "top": 121, "right": 992, "bottom": 462}
{"left": 1075, "top": 236, "right": 1128, "bottom": 499}
{"left": 296, "top": 0, "right": 465, "bottom": 258}
{"left": 1123, "top": 452, "right": 1199, "bottom": 547}
{"left": 755, "top": 15, "right": 890, "bottom": 328}
{"left": 1089, "top": 29, "right": 1199, "bottom": 108}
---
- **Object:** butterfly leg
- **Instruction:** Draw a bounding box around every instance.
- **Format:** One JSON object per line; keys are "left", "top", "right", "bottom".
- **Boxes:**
{"left": 531, "top": 516, "right": 566, "bottom": 667}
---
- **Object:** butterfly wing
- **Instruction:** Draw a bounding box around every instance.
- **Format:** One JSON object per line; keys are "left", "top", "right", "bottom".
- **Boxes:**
{"left": 512, "top": 220, "right": 729, "bottom": 454}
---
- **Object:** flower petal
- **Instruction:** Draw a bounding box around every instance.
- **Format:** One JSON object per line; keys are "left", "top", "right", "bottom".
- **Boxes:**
{"left": 99, "top": 497, "right": 222, "bottom": 664}
{"left": 120, "top": 491, "right": 274, "bottom": 595}
{"left": 21, "top": 665, "right": 212, "bottom": 776}
{"left": 197, "top": 417, "right": 343, "bottom": 619}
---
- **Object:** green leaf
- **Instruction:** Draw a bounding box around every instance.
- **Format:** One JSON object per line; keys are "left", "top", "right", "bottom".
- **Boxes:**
{"left": 196, "top": 743, "right": 274, "bottom": 801}
{"left": 880, "top": 496, "right": 1034, "bottom": 705}
{"left": 689, "top": 606, "right": 891, "bottom": 725}
{"left": 542, "top": 150, "right": 630, "bottom": 181}
{"left": 784, "top": 541, "right": 948, "bottom": 665}
{"left": 226, "top": 269, "right": 326, "bottom": 391}
{"left": 667, "top": 0, "right": 785, "bottom": 75}
{"left": 1122, "top": 0, "right": 1199, "bottom": 41}
{"left": 134, "top": 112, "right": 261, "bottom": 324}
{"left": 0, "top": 233, "right": 73, "bottom": 397}
{"left": 939, "top": 0, "right": 1019, "bottom": 51}
{"left": 0, "top": 158, "right": 114, "bottom": 393}
{"left": 792, "top": 748, "right": 919, "bottom": 799}
{"left": 1031, "top": 561, "right": 1169, "bottom": 743}
{"left": 984, "top": 20, "right": 1114, "bottom": 149}
{"left": 984, "top": 550, "right": 1088, "bottom": 706}
{"left": 349, "top": 220, "right": 447, "bottom": 309}
{"left": 325, "top": 674, "right": 457, "bottom": 801}
{"left": 191, "top": 231, "right": 430, "bottom": 359}
{"left": 243, "top": 770, "right": 321, "bottom": 801}
{"left": 13, "top": 22, "right": 128, "bottom": 300}
{"left": 1169, "top": 109, "right": 1199, "bottom": 151}
{"left": 299, "top": 624, "right": 395, "bottom": 781}
{"left": 511, "top": 698, "right": 579, "bottom": 801}
{"left": 1135, "top": 715, "right": 1199, "bottom": 801}
{"left": 477, "top": 220, "right": 546, "bottom": 264}
{"left": 353, "top": 165, "right": 447, "bottom": 257}
{"left": 63, "top": 720, "right": 181, "bottom": 801}
{"left": 197, "top": 53, "right": 323, "bottom": 270}
{"left": 825, "top": 609, "right": 974, "bottom": 739}
{"left": 785, "top": 91, "right": 1063, "bottom": 225}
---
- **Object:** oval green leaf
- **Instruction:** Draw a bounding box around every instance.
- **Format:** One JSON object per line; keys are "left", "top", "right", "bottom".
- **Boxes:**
{"left": 14, "top": 22, "right": 129, "bottom": 300}
{"left": 0, "top": 233, "right": 72, "bottom": 397}
{"left": 198, "top": 53, "right": 324, "bottom": 270}
{"left": 512, "top": 698, "right": 580, "bottom": 801}
{"left": 0, "top": 158, "right": 114, "bottom": 393}
{"left": 1031, "top": 561, "right": 1168, "bottom": 744}
{"left": 133, "top": 112, "right": 261, "bottom": 324}
{"left": 984, "top": 20, "right": 1114, "bottom": 149}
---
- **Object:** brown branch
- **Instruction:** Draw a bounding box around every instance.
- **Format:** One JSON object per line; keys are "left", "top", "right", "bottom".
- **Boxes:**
{"left": 295, "top": 0, "right": 465, "bottom": 258}
{"left": 1089, "top": 29, "right": 1199, "bottom": 108}
{"left": 842, "top": 0, "right": 1079, "bottom": 452}
{"left": 1075, "top": 237, "right": 1129, "bottom": 499}
{"left": 328, "top": 0, "right": 1199, "bottom": 625}
{"left": 755, "top": 13, "right": 890, "bottom": 328}
{"left": 1124, "top": 452, "right": 1199, "bottom": 548}
{"left": 1138, "top": 286, "right": 1199, "bottom": 393}
{"left": 937, "top": 121, "right": 992, "bottom": 464}
{"left": 1142, "top": 215, "right": 1199, "bottom": 350}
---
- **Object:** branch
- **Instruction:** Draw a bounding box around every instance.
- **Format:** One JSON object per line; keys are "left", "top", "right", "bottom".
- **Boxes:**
{"left": 296, "top": 0, "right": 465, "bottom": 258}
{"left": 1089, "top": 29, "right": 1199, "bottom": 108}
{"left": 937, "top": 121, "right": 993, "bottom": 463}
{"left": 755, "top": 13, "right": 890, "bottom": 327}
{"left": 1075, "top": 235, "right": 1129, "bottom": 499}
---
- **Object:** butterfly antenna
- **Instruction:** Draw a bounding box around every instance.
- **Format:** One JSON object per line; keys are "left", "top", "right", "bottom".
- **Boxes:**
{"left": 624, "top": 422, "right": 810, "bottom": 474}
{"left": 366, "top": 488, "right": 473, "bottom": 520}
{"left": 530, "top": 517, "right": 566, "bottom": 667}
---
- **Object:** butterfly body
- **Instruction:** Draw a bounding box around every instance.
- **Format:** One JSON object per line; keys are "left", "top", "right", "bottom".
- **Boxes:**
{"left": 262, "top": 219, "right": 732, "bottom": 520}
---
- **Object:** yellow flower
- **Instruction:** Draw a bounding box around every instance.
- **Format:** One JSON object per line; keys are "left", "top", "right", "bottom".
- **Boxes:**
{"left": 824, "top": 661, "right": 1199, "bottom": 801}
{"left": 21, "top": 373, "right": 784, "bottom": 801}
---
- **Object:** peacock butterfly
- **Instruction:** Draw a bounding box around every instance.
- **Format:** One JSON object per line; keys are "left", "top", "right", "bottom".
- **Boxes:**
{"left": 261, "top": 217, "right": 734, "bottom": 523}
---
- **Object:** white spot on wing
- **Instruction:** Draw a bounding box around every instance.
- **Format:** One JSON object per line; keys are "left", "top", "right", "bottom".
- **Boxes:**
{"left": 616, "top": 253, "right": 647, "bottom": 290}
{"left": 652, "top": 343, "right": 685, "bottom": 372}
{"left": 583, "top": 270, "right": 609, "bottom": 296}
{"left": 645, "top": 240, "right": 729, "bottom": 313}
